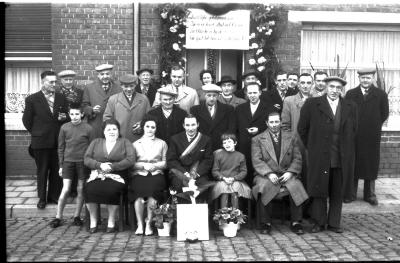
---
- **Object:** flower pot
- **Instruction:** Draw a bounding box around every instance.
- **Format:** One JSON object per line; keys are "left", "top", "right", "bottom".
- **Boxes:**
{"left": 222, "top": 222, "right": 238, "bottom": 237}
{"left": 157, "top": 222, "right": 171, "bottom": 237}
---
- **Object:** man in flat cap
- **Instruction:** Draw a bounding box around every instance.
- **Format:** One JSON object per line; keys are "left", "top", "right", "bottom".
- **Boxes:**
{"left": 345, "top": 68, "right": 389, "bottom": 205}
{"left": 190, "top": 83, "right": 236, "bottom": 151}
{"left": 135, "top": 68, "right": 160, "bottom": 106}
{"left": 146, "top": 85, "right": 187, "bottom": 146}
{"left": 57, "top": 70, "right": 84, "bottom": 108}
{"left": 153, "top": 65, "right": 199, "bottom": 113}
{"left": 103, "top": 74, "right": 151, "bottom": 142}
{"left": 261, "top": 71, "right": 298, "bottom": 114}
{"left": 217, "top": 75, "right": 246, "bottom": 108}
{"left": 235, "top": 71, "right": 261, "bottom": 100}
{"left": 82, "top": 64, "right": 121, "bottom": 138}
{"left": 297, "top": 76, "right": 357, "bottom": 233}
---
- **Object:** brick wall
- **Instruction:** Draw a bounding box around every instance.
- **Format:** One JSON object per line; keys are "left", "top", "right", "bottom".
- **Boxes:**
{"left": 6, "top": 131, "right": 36, "bottom": 177}
{"left": 51, "top": 3, "right": 134, "bottom": 86}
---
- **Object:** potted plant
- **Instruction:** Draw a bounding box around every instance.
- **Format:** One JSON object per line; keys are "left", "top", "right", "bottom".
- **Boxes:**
{"left": 213, "top": 207, "right": 247, "bottom": 237}
{"left": 151, "top": 190, "right": 178, "bottom": 237}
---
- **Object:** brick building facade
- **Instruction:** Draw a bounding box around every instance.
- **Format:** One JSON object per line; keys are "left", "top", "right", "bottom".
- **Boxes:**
{"left": 5, "top": 3, "right": 400, "bottom": 177}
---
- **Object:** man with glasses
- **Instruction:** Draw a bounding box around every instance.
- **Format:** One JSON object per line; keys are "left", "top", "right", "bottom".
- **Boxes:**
{"left": 297, "top": 76, "right": 357, "bottom": 233}
{"left": 311, "top": 71, "right": 328, "bottom": 97}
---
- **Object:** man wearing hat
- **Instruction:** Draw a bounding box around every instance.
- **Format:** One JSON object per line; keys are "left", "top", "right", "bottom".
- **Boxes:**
{"left": 345, "top": 68, "right": 389, "bottom": 205}
{"left": 217, "top": 75, "right": 246, "bottom": 108}
{"left": 135, "top": 68, "right": 159, "bottom": 106}
{"left": 261, "top": 71, "right": 298, "bottom": 114}
{"left": 146, "top": 85, "right": 187, "bottom": 145}
{"left": 57, "top": 70, "right": 84, "bottom": 108}
{"left": 103, "top": 74, "right": 151, "bottom": 142}
{"left": 297, "top": 76, "right": 357, "bottom": 233}
{"left": 190, "top": 83, "right": 236, "bottom": 151}
{"left": 235, "top": 71, "right": 260, "bottom": 99}
{"left": 82, "top": 64, "right": 121, "bottom": 138}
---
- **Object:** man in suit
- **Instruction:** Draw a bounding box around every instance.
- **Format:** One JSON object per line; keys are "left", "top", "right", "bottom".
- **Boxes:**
{"left": 153, "top": 65, "right": 199, "bottom": 113}
{"left": 217, "top": 75, "right": 246, "bottom": 108}
{"left": 82, "top": 64, "right": 121, "bottom": 138}
{"left": 22, "top": 71, "right": 69, "bottom": 209}
{"left": 287, "top": 72, "right": 300, "bottom": 93}
{"left": 235, "top": 82, "right": 274, "bottom": 185}
{"left": 135, "top": 68, "right": 159, "bottom": 106}
{"left": 261, "top": 71, "right": 298, "bottom": 114}
{"left": 311, "top": 71, "right": 328, "bottom": 97}
{"left": 298, "top": 76, "right": 357, "bottom": 233}
{"left": 103, "top": 74, "right": 151, "bottom": 142}
{"left": 167, "top": 114, "right": 214, "bottom": 203}
{"left": 146, "top": 85, "right": 187, "bottom": 146}
{"left": 191, "top": 83, "right": 236, "bottom": 151}
{"left": 252, "top": 111, "right": 308, "bottom": 235}
{"left": 345, "top": 68, "right": 389, "bottom": 205}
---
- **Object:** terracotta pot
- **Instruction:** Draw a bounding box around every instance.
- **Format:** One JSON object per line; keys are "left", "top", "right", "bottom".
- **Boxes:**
{"left": 222, "top": 222, "right": 238, "bottom": 237}
{"left": 157, "top": 222, "right": 171, "bottom": 237}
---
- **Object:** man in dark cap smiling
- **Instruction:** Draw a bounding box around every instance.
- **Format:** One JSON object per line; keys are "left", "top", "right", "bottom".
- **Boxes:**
{"left": 217, "top": 75, "right": 246, "bottom": 108}
{"left": 135, "top": 68, "right": 160, "bottom": 106}
{"left": 235, "top": 71, "right": 261, "bottom": 100}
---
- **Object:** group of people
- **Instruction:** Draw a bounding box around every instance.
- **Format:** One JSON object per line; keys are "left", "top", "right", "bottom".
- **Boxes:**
{"left": 22, "top": 62, "right": 389, "bottom": 236}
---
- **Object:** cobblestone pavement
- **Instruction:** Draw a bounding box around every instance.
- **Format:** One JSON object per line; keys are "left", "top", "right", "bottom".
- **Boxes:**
{"left": 6, "top": 213, "right": 400, "bottom": 261}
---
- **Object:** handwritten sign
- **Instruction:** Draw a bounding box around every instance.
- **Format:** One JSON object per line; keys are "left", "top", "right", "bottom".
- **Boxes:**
{"left": 186, "top": 8, "right": 250, "bottom": 50}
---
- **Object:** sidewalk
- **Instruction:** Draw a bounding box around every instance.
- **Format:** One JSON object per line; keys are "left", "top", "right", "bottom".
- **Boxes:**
{"left": 5, "top": 177, "right": 400, "bottom": 218}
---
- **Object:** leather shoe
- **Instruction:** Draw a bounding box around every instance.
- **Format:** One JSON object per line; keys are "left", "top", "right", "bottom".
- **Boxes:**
{"left": 327, "top": 225, "right": 343, "bottom": 233}
{"left": 311, "top": 224, "right": 324, "bottom": 233}
{"left": 106, "top": 227, "right": 117, "bottom": 233}
{"left": 260, "top": 223, "right": 272, "bottom": 235}
{"left": 37, "top": 200, "right": 46, "bottom": 209}
{"left": 89, "top": 226, "right": 98, "bottom": 234}
{"left": 291, "top": 223, "right": 304, "bottom": 235}
{"left": 365, "top": 198, "right": 378, "bottom": 206}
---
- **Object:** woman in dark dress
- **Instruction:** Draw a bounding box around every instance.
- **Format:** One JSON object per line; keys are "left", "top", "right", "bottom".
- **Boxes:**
{"left": 129, "top": 116, "right": 168, "bottom": 236}
{"left": 84, "top": 119, "right": 135, "bottom": 233}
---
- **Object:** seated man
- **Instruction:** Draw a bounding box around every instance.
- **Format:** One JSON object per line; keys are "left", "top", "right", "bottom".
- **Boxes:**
{"left": 251, "top": 111, "right": 308, "bottom": 235}
{"left": 167, "top": 114, "right": 215, "bottom": 203}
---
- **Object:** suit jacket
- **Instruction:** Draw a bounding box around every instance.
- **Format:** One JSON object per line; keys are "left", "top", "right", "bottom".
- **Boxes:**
{"left": 135, "top": 82, "right": 159, "bottom": 106}
{"left": 22, "top": 91, "right": 69, "bottom": 149}
{"left": 103, "top": 92, "right": 151, "bottom": 142}
{"left": 82, "top": 79, "right": 121, "bottom": 138}
{"left": 297, "top": 95, "right": 358, "bottom": 198}
{"left": 190, "top": 101, "right": 236, "bottom": 151}
{"left": 146, "top": 105, "right": 187, "bottom": 145}
{"left": 260, "top": 87, "right": 298, "bottom": 113}
{"left": 345, "top": 85, "right": 389, "bottom": 180}
{"left": 218, "top": 94, "right": 246, "bottom": 108}
{"left": 251, "top": 130, "right": 307, "bottom": 206}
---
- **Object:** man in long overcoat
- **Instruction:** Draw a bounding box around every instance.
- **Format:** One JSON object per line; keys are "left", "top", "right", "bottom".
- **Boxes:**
{"left": 191, "top": 84, "right": 236, "bottom": 151}
{"left": 82, "top": 64, "right": 121, "bottom": 138}
{"left": 298, "top": 76, "right": 357, "bottom": 233}
{"left": 345, "top": 68, "right": 389, "bottom": 205}
{"left": 135, "top": 68, "right": 159, "bottom": 106}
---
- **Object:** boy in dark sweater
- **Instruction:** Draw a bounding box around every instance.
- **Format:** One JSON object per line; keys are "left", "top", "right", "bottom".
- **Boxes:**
{"left": 50, "top": 103, "right": 94, "bottom": 228}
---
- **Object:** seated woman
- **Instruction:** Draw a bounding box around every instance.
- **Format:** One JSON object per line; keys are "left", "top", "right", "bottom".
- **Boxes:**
{"left": 84, "top": 119, "right": 135, "bottom": 234}
{"left": 129, "top": 116, "right": 168, "bottom": 236}
{"left": 211, "top": 133, "right": 252, "bottom": 208}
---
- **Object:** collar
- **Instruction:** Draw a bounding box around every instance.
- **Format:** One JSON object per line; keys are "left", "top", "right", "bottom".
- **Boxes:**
{"left": 186, "top": 132, "right": 198, "bottom": 142}
{"left": 42, "top": 89, "right": 54, "bottom": 96}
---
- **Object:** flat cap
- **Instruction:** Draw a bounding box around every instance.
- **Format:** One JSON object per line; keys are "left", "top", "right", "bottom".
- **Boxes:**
{"left": 242, "top": 71, "right": 260, "bottom": 80}
{"left": 202, "top": 83, "right": 222, "bottom": 93}
{"left": 357, "top": 68, "right": 376, "bottom": 75}
{"left": 95, "top": 64, "right": 114, "bottom": 72}
{"left": 119, "top": 74, "right": 137, "bottom": 84}
{"left": 58, "top": 70, "right": 76, "bottom": 78}
{"left": 136, "top": 68, "right": 154, "bottom": 75}
{"left": 158, "top": 84, "right": 178, "bottom": 97}
{"left": 324, "top": 76, "right": 347, "bottom": 86}
{"left": 217, "top": 75, "right": 237, "bottom": 86}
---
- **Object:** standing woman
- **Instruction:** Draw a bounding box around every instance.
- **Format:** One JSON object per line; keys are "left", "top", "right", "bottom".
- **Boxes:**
{"left": 129, "top": 116, "right": 168, "bottom": 236}
{"left": 197, "top": 69, "right": 215, "bottom": 101}
{"left": 84, "top": 119, "right": 135, "bottom": 233}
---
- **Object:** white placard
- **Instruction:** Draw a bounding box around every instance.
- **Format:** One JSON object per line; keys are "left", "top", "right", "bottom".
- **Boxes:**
{"left": 186, "top": 8, "right": 250, "bottom": 50}
{"left": 176, "top": 203, "right": 209, "bottom": 241}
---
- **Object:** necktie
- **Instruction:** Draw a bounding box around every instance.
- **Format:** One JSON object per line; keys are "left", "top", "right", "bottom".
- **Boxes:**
{"left": 44, "top": 91, "right": 54, "bottom": 113}
{"left": 103, "top": 84, "right": 110, "bottom": 93}
{"left": 280, "top": 91, "right": 285, "bottom": 100}
{"left": 363, "top": 89, "right": 369, "bottom": 100}
{"left": 271, "top": 132, "right": 279, "bottom": 143}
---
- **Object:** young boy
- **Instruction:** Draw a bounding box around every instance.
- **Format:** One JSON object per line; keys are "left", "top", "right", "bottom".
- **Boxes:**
{"left": 49, "top": 103, "right": 93, "bottom": 228}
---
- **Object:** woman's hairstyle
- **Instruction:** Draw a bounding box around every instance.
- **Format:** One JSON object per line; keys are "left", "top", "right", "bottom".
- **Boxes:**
{"left": 102, "top": 118, "right": 121, "bottom": 138}
{"left": 140, "top": 115, "right": 159, "bottom": 130}
{"left": 220, "top": 133, "right": 237, "bottom": 143}
{"left": 199, "top": 69, "right": 215, "bottom": 84}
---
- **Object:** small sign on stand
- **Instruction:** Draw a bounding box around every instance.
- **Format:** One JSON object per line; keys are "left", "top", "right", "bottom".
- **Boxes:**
{"left": 176, "top": 203, "right": 209, "bottom": 241}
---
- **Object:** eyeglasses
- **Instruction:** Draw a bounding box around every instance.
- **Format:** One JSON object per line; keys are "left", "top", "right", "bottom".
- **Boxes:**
{"left": 300, "top": 81, "right": 312, "bottom": 84}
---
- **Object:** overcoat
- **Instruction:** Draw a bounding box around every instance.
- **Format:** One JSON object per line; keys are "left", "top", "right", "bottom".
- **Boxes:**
{"left": 134, "top": 82, "right": 160, "bottom": 106}
{"left": 190, "top": 101, "right": 236, "bottom": 151}
{"left": 260, "top": 87, "right": 298, "bottom": 114}
{"left": 103, "top": 92, "right": 151, "bottom": 142}
{"left": 345, "top": 85, "right": 389, "bottom": 180}
{"left": 297, "top": 95, "right": 358, "bottom": 198}
{"left": 82, "top": 79, "right": 121, "bottom": 138}
{"left": 217, "top": 94, "right": 246, "bottom": 108}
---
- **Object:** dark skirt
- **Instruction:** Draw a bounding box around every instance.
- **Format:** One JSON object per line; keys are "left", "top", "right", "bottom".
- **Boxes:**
{"left": 128, "top": 173, "right": 167, "bottom": 202}
{"left": 85, "top": 178, "right": 126, "bottom": 205}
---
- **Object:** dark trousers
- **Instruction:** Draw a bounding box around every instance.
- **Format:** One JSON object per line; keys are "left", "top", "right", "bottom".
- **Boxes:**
{"left": 32, "top": 149, "right": 62, "bottom": 202}
{"left": 311, "top": 167, "right": 343, "bottom": 228}
{"left": 261, "top": 195, "right": 303, "bottom": 224}
{"left": 353, "top": 179, "right": 376, "bottom": 200}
